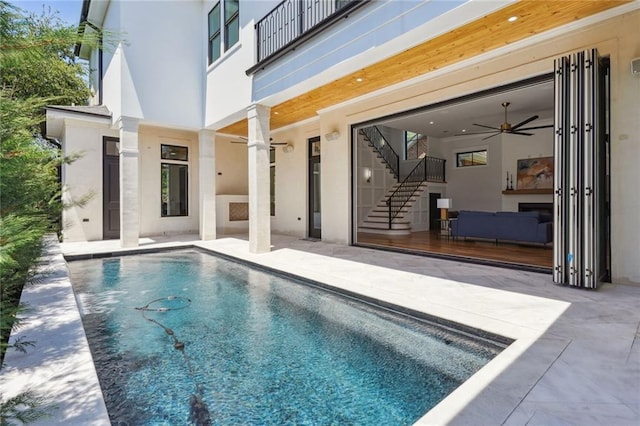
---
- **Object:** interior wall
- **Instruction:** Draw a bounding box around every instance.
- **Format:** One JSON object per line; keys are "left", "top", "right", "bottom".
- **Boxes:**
{"left": 355, "top": 132, "right": 397, "bottom": 226}
{"left": 501, "top": 128, "right": 554, "bottom": 211}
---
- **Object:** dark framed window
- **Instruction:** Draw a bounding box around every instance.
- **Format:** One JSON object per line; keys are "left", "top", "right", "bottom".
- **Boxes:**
{"left": 224, "top": 0, "right": 239, "bottom": 50}
{"left": 161, "top": 144, "right": 189, "bottom": 217}
{"left": 270, "top": 147, "right": 275, "bottom": 216}
{"left": 161, "top": 144, "right": 188, "bottom": 161}
{"left": 456, "top": 149, "right": 488, "bottom": 167}
{"left": 208, "top": 3, "right": 221, "bottom": 64}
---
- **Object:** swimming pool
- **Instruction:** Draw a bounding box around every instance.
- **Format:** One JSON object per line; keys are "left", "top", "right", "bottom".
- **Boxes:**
{"left": 69, "top": 250, "right": 507, "bottom": 425}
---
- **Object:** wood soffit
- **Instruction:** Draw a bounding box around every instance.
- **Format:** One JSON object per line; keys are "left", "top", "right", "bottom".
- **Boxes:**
{"left": 218, "top": 0, "right": 631, "bottom": 136}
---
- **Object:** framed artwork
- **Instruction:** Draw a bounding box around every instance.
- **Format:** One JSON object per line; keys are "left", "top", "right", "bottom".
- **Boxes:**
{"left": 517, "top": 157, "right": 554, "bottom": 189}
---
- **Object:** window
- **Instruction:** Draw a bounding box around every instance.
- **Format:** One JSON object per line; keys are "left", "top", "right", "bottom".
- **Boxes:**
{"left": 208, "top": 1, "right": 239, "bottom": 65}
{"left": 456, "top": 149, "right": 488, "bottom": 167}
{"left": 404, "top": 131, "right": 428, "bottom": 160}
{"left": 208, "top": 3, "right": 221, "bottom": 64}
{"left": 270, "top": 147, "right": 275, "bottom": 216}
{"left": 224, "top": 0, "right": 239, "bottom": 50}
{"left": 161, "top": 144, "right": 188, "bottom": 217}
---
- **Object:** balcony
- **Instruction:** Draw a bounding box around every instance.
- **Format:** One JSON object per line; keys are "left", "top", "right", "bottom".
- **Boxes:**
{"left": 248, "top": 0, "right": 367, "bottom": 75}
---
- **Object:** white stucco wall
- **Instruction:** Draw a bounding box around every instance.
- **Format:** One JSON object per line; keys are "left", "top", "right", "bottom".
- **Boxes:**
{"left": 138, "top": 126, "right": 200, "bottom": 237}
{"left": 101, "top": 0, "right": 203, "bottom": 129}
{"left": 61, "top": 119, "right": 118, "bottom": 242}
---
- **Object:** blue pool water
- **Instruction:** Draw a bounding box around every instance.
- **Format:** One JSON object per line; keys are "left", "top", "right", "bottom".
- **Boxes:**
{"left": 69, "top": 250, "right": 504, "bottom": 425}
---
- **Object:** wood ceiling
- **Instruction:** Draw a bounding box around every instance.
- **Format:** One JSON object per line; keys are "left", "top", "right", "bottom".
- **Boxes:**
{"left": 219, "top": 0, "right": 630, "bottom": 136}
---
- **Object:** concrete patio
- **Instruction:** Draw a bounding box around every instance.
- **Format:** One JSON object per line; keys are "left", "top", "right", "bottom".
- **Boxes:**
{"left": 1, "top": 233, "right": 638, "bottom": 425}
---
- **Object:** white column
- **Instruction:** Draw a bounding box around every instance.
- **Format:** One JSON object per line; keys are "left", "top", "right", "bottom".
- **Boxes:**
{"left": 198, "top": 129, "right": 216, "bottom": 240}
{"left": 247, "top": 104, "right": 271, "bottom": 253}
{"left": 118, "top": 116, "right": 139, "bottom": 248}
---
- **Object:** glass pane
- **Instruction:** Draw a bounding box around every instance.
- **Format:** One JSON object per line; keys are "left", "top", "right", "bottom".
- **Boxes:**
{"left": 161, "top": 163, "right": 188, "bottom": 217}
{"left": 105, "top": 140, "right": 119, "bottom": 156}
{"left": 457, "top": 152, "right": 472, "bottom": 167}
{"left": 210, "top": 34, "right": 221, "bottom": 63}
{"left": 161, "top": 144, "right": 188, "bottom": 161}
{"left": 473, "top": 150, "right": 488, "bottom": 165}
{"left": 225, "top": 16, "right": 239, "bottom": 49}
{"left": 209, "top": 3, "right": 220, "bottom": 34}
{"left": 270, "top": 165, "right": 275, "bottom": 216}
{"left": 224, "top": 0, "right": 238, "bottom": 20}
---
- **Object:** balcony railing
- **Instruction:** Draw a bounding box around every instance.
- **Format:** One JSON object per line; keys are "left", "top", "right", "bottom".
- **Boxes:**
{"left": 248, "top": 0, "right": 367, "bottom": 74}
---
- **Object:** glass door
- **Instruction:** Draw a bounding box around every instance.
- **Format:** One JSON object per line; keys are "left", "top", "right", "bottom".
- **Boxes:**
{"left": 308, "top": 137, "right": 321, "bottom": 239}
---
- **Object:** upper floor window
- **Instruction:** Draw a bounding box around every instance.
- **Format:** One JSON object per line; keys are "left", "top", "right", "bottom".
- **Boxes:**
{"left": 208, "top": 1, "right": 240, "bottom": 65}
{"left": 225, "top": 0, "right": 239, "bottom": 50}
{"left": 208, "top": 3, "right": 221, "bottom": 64}
{"left": 456, "top": 149, "right": 488, "bottom": 167}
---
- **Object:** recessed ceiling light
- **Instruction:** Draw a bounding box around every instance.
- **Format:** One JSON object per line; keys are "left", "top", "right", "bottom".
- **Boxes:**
{"left": 508, "top": 16, "right": 518, "bottom": 22}
{"left": 356, "top": 77, "right": 363, "bottom": 82}
{"left": 274, "top": 111, "right": 279, "bottom": 115}
{"left": 429, "top": 121, "right": 434, "bottom": 125}
{"left": 462, "top": 129, "right": 466, "bottom": 133}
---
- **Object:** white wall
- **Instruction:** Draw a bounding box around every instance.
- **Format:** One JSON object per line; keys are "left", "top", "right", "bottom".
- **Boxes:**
{"left": 138, "top": 126, "right": 200, "bottom": 237}
{"left": 356, "top": 132, "right": 397, "bottom": 226}
{"left": 500, "top": 128, "right": 554, "bottom": 211}
{"left": 215, "top": 137, "right": 248, "bottom": 195}
{"left": 61, "top": 119, "right": 118, "bottom": 242}
{"left": 101, "top": 1, "right": 204, "bottom": 129}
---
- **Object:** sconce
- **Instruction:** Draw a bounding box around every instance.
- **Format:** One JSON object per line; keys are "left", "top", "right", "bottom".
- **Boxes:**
{"left": 364, "top": 168, "right": 372, "bottom": 183}
{"left": 282, "top": 143, "right": 294, "bottom": 153}
{"left": 325, "top": 130, "right": 340, "bottom": 141}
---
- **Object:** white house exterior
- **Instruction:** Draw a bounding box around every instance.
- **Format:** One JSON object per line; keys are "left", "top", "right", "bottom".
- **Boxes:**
{"left": 46, "top": 0, "right": 640, "bottom": 286}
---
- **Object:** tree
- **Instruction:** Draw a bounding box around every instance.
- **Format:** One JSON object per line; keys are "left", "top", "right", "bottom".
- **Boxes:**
{"left": 0, "top": 2, "right": 104, "bottom": 421}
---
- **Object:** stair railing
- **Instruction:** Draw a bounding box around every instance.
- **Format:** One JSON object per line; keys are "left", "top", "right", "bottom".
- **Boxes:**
{"left": 385, "top": 155, "right": 446, "bottom": 229}
{"left": 358, "top": 127, "right": 399, "bottom": 179}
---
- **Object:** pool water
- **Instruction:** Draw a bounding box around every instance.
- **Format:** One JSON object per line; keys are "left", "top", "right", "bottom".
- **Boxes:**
{"left": 69, "top": 250, "right": 504, "bottom": 425}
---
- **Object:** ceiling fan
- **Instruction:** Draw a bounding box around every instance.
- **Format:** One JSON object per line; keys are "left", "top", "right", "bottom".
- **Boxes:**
{"left": 456, "top": 102, "right": 553, "bottom": 140}
{"left": 231, "top": 136, "right": 288, "bottom": 146}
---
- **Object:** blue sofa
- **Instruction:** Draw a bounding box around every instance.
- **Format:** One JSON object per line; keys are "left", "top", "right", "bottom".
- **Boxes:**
{"left": 451, "top": 210, "right": 552, "bottom": 244}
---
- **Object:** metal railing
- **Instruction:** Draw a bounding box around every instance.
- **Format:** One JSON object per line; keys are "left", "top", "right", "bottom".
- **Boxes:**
{"left": 386, "top": 156, "right": 446, "bottom": 228}
{"left": 255, "top": 0, "right": 363, "bottom": 63}
{"left": 358, "top": 126, "right": 399, "bottom": 179}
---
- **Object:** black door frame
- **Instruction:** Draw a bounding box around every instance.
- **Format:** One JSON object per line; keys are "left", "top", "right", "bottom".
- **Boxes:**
{"left": 308, "top": 136, "right": 321, "bottom": 239}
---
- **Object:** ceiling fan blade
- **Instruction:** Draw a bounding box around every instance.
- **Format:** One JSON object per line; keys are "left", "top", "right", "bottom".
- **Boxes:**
{"left": 455, "top": 131, "right": 499, "bottom": 136}
{"left": 231, "top": 140, "right": 247, "bottom": 144}
{"left": 517, "top": 124, "right": 554, "bottom": 131}
{"left": 511, "top": 115, "right": 539, "bottom": 130}
{"left": 473, "top": 123, "right": 500, "bottom": 131}
{"left": 510, "top": 131, "right": 534, "bottom": 136}
{"left": 481, "top": 133, "right": 501, "bottom": 141}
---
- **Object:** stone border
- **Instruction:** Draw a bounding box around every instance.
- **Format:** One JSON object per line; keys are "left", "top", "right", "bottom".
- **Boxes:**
{"left": 0, "top": 236, "right": 110, "bottom": 425}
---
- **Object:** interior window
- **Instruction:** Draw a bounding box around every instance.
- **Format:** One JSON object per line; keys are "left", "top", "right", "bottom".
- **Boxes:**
{"left": 456, "top": 149, "right": 487, "bottom": 167}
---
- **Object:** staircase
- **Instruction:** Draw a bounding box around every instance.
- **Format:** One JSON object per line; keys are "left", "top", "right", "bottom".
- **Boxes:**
{"left": 358, "top": 181, "right": 428, "bottom": 235}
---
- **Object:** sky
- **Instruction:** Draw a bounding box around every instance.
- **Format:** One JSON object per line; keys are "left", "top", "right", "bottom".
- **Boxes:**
{"left": 11, "top": 0, "right": 84, "bottom": 26}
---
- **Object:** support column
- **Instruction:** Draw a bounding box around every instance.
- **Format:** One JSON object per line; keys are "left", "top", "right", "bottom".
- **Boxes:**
{"left": 198, "top": 129, "right": 217, "bottom": 240}
{"left": 247, "top": 104, "right": 271, "bottom": 253}
{"left": 118, "top": 116, "right": 140, "bottom": 248}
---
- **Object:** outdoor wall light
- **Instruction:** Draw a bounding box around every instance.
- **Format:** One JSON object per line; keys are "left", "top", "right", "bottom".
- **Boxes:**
{"left": 282, "top": 143, "right": 294, "bottom": 153}
{"left": 325, "top": 131, "right": 340, "bottom": 141}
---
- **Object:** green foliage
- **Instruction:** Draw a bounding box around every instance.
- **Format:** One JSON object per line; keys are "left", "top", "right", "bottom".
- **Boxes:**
{"left": 0, "top": 390, "right": 51, "bottom": 425}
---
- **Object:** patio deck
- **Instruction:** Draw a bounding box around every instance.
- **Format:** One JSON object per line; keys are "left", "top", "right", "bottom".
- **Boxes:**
{"left": 1, "top": 233, "right": 638, "bottom": 425}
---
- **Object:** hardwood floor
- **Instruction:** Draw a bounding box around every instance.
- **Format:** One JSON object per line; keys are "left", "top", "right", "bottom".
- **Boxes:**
{"left": 357, "top": 231, "right": 553, "bottom": 270}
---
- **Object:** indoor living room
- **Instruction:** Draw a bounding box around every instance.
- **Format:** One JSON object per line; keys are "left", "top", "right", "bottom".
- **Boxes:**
{"left": 355, "top": 77, "right": 555, "bottom": 271}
